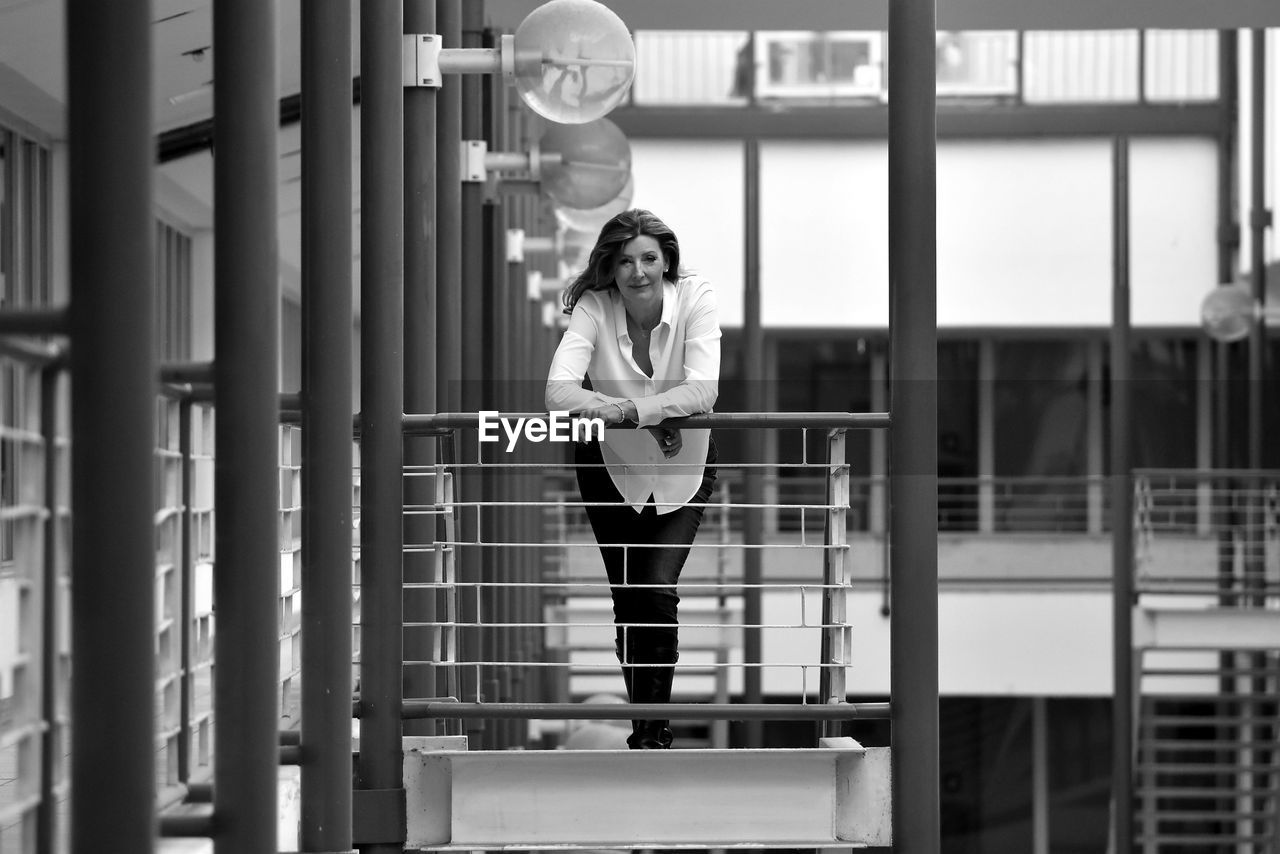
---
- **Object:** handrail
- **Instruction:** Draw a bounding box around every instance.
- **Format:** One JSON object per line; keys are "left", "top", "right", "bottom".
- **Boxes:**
{"left": 0, "top": 337, "right": 67, "bottom": 367}
{"left": 0, "top": 306, "right": 70, "bottom": 337}
{"left": 400, "top": 700, "right": 890, "bottom": 721}
{"left": 403, "top": 410, "right": 890, "bottom": 434}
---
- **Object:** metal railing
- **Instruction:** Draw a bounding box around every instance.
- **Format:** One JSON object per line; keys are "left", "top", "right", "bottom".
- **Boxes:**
{"left": 0, "top": 352, "right": 315, "bottom": 851}
{"left": 1134, "top": 468, "right": 1280, "bottom": 602}
{"left": 385, "top": 412, "right": 891, "bottom": 746}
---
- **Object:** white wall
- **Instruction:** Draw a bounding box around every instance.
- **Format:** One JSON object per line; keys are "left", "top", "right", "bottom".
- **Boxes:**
{"left": 633, "top": 136, "right": 1220, "bottom": 329}
{"left": 630, "top": 139, "right": 745, "bottom": 327}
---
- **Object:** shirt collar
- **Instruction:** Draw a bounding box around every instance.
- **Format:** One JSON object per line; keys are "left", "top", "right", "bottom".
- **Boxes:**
{"left": 613, "top": 277, "right": 676, "bottom": 341}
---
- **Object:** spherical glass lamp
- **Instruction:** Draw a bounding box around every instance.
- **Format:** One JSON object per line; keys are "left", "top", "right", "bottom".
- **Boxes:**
{"left": 513, "top": 0, "right": 636, "bottom": 124}
{"left": 555, "top": 173, "right": 635, "bottom": 234}
{"left": 1200, "top": 283, "right": 1256, "bottom": 343}
{"left": 539, "top": 119, "right": 631, "bottom": 209}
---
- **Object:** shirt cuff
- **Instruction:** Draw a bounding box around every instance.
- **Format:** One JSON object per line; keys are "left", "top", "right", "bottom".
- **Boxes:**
{"left": 632, "top": 396, "right": 663, "bottom": 427}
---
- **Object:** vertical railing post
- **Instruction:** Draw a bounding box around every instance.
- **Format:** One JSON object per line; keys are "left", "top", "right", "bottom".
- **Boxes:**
{"left": 887, "top": 0, "right": 939, "bottom": 850}
{"left": 820, "top": 429, "right": 849, "bottom": 741}
{"left": 300, "top": 0, "right": 355, "bottom": 850}
{"left": 212, "top": 0, "right": 281, "bottom": 849}
{"left": 357, "top": 0, "right": 407, "bottom": 850}
{"left": 178, "top": 395, "right": 194, "bottom": 785}
{"left": 742, "top": 136, "right": 765, "bottom": 747}
{"left": 38, "top": 360, "right": 61, "bottom": 852}
{"left": 1110, "top": 135, "right": 1134, "bottom": 854}
{"left": 66, "top": 0, "right": 156, "bottom": 850}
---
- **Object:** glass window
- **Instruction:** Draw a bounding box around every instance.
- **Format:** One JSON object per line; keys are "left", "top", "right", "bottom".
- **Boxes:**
{"left": 994, "top": 340, "right": 1090, "bottom": 532}
{"left": 771, "top": 335, "right": 875, "bottom": 532}
{"left": 631, "top": 31, "right": 751, "bottom": 106}
{"left": 941, "top": 698, "right": 1034, "bottom": 852}
{"left": 939, "top": 340, "right": 980, "bottom": 530}
{"left": 1129, "top": 337, "right": 1198, "bottom": 469}
{"left": 1047, "top": 698, "right": 1111, "bottom": 854}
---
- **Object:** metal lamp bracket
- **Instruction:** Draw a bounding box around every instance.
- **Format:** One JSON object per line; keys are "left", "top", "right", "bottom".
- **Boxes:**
{"left": 403, "top": 34, "right": 443, "bottom": 88}
{"left": 462, "top": 140, "right": 488, "bottom": 182}
{"left": 506, "top": 228, "right": 526, "bottom": 263}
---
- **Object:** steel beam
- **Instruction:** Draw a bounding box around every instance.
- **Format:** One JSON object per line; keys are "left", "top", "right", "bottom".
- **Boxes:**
{"left": 404, "top": 742, "right": 891, "bottom": 849}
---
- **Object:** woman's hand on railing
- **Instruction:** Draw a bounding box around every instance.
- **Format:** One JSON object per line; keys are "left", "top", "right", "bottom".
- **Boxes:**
{"left": 646, "top": 426, "right": 682, "bottom": 459}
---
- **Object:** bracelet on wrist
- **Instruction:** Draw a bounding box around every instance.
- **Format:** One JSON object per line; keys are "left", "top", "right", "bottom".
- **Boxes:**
{"left": 611, "top": 402, "right": 627, "bottom": 421}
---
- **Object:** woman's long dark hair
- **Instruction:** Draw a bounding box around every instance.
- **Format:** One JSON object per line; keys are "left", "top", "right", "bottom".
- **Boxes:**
{"left": 561, "top": 208, "right": 681, "bottom": 314}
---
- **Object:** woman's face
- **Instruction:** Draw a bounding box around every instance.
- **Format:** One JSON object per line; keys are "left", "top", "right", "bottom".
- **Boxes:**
{"left": 612, "top": 234, "right": 665, "bottom": 318}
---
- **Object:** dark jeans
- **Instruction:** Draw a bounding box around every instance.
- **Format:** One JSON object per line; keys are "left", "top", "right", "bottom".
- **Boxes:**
{"left": 575, "top": 436, "right": 718, "bottom": 658}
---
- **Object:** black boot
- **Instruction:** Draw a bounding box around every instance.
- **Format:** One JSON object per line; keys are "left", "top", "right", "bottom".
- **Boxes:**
{"left": 624, "top": 644, "right": 678, "bottom": 749}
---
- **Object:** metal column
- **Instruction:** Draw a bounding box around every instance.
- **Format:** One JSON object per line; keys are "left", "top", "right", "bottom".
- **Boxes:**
{"left": 458, "top": 0, "right": 486, "bottom": 736}
{"left": 300, "top": 0, "right": 355, "bottom": 849}
{"left": 887, "top": 0, "right": 939, "bottom": 850}
{"left": 357, "top": 0, "right": 407, "bottom": 847}
{"left": 212, "top": 0, "right": 281, "bottom": 851}
{"left": 742, "top": 137, "right": 765, "bottom": 747}
{"left": 209, "top": 0, "right": 282, "bottom": 850}
{"left": 1246, "top": 28, "right": 1268, "bottom": 473}
{"left": 67, "top": 3, "right": 156, "bottom": 848}
{"left": 404, "top": 0, "right": 440, "bottom": 738}
{"left": 436, "top": 0, "right": 463, "bottom": 414}
{"left": 1110, "top": 136, "right": 1134, "bottom": 854}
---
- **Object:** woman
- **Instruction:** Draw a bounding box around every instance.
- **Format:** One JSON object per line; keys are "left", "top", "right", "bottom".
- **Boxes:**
{"left": 546, "top": 209, "right": 720, "bottom": 750}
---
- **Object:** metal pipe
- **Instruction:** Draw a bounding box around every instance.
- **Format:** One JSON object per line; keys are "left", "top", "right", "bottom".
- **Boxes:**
{"left": 742, "top": 137, "right": 765, "bottom": 747}
{"left": 1110, "top": 135, "right": 1134, "bottom": 854}
{"left": 458, "top": 0, "right": 487, "bottom": 741}
{"left": 160, "top": 360, "right": 216, "bottom": 385}
{"left": 37, "top": 364, "right": 60, "bottom": 852}
{"left": 357, "top": 0, "right": 406, "bottom": 850}
{"left": 481, "top": 33, "right": 513, "bottom": 746}
{"left": 435, "top": 4, "right": 463, "bottom": 723}
{"left": 66, "top": 1, "right": 156, "bottom": 851}
{"left": 300, "top": 0, "right": 355, "bottom": 849}
{"left": 178, "top": 397, "right": 193, "bottom": 784}
{"left": 438, "top": 47, "right": 502, "bottom": 75}
{"left": 1247, "top": 28, "right": 1267, "bottom": 473}
{"left": 404, "top": 0, "right": 440, "bottom": 740}
{"left": 0, "top": 306, "right": 69, "bottom": 336}
{"left": 402, "top": 701, "right": 891, "bottom": 721}
{"left": 212, "top": 0, "right": 281, "bottom": 850}
{"left": 436, "top": 0, "right": 463, "bottom": 415}
{"left": 887, "top": 0, "right": 939, "bottom": 851}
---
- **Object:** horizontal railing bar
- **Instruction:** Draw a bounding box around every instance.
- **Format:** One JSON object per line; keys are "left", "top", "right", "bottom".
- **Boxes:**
{"left": 396, "top": 581, "right": 848, "bottom": 590}
{"left": 399, "top": 701, "right": 889, "bottom": 721}
{"left": 0, "top": 306, "right": 69, "bottom": 336}
{"left": 403, "top": 411, "right": 889, "bottom": 434}
{"left": 399, "top": 661, "right": 850, "bottom": 670}
{"left": 159, "top": 812, "right": 215, "bottom": 838}
{"left": 0, "top": 335, "right": 66, "bottom": 366}
{"left": 159, "top": 359, "right": 215, "bottom": 385}
{"left": 402, "top": 621, "right": 843, "bottom": 629}
{"left": 404, "top": 542, "right": 847, "bottom": 551}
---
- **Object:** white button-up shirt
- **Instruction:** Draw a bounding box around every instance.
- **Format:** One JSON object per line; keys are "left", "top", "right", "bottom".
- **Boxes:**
{"left": 546, "top": 276, "right": 721, "bottom": 513}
